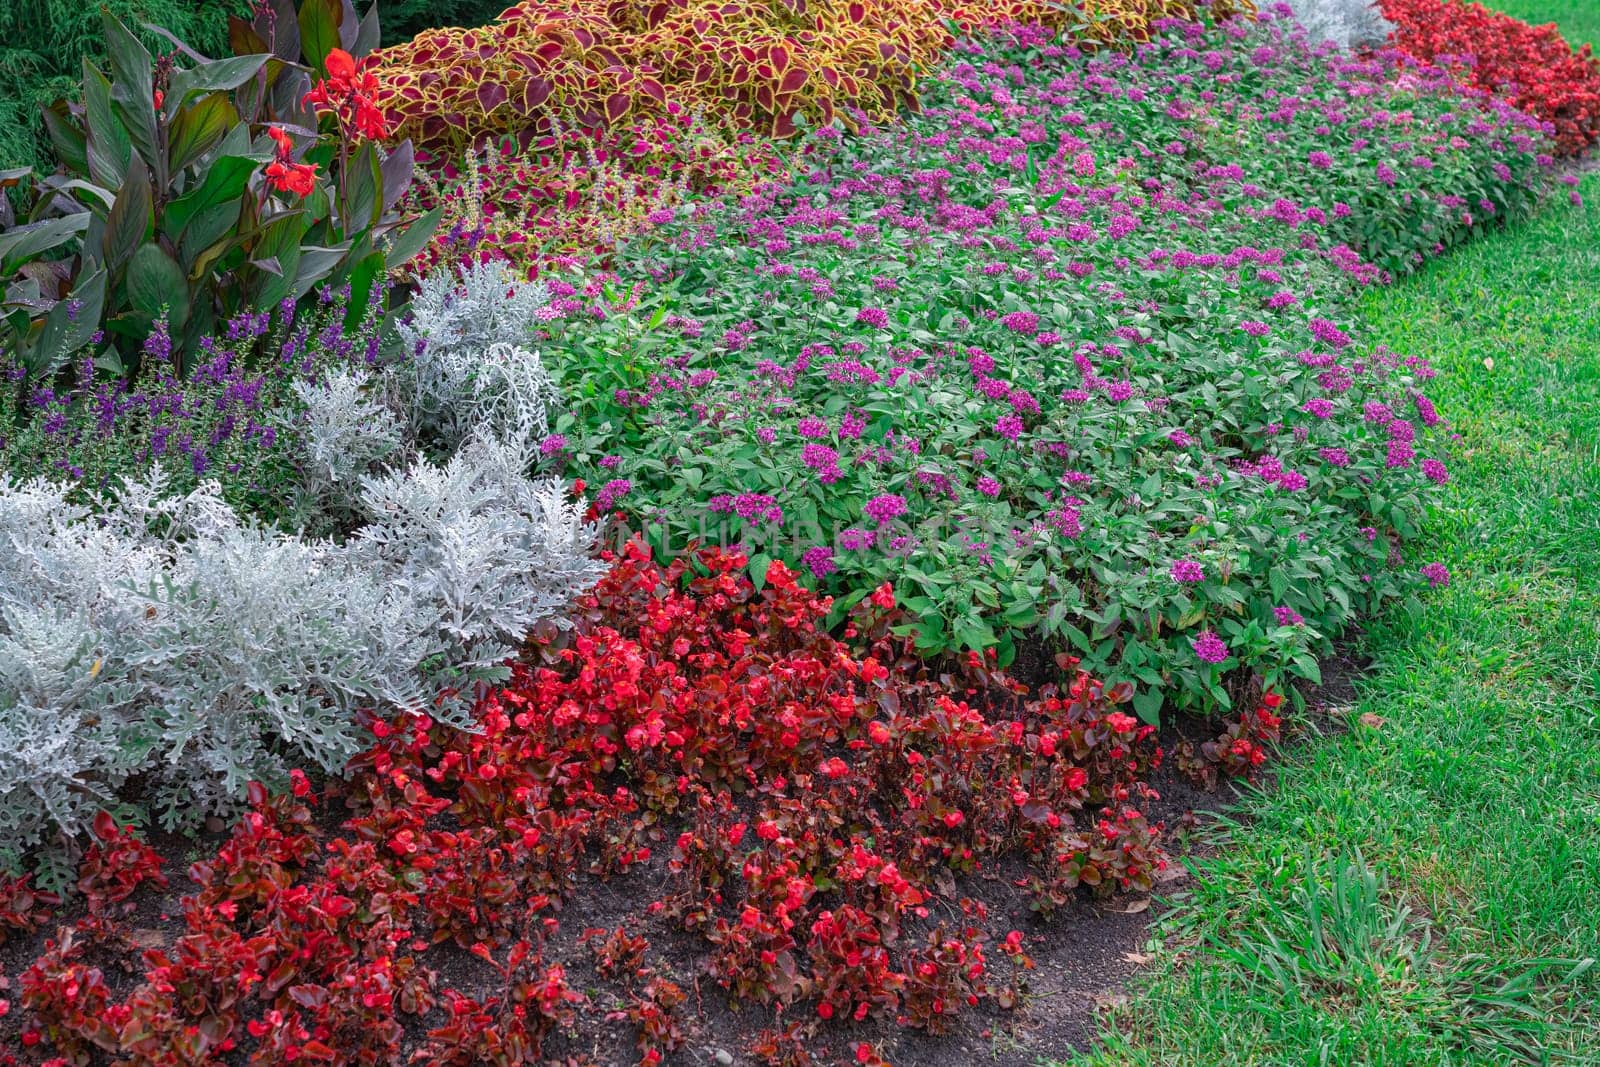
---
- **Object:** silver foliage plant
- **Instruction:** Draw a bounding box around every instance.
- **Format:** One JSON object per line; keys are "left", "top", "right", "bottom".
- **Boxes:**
{"left": 394, "top": 259, "right": 557, "bottom": 450}
{"left": 2, "top": 259, "right": 603, "bottom": 885}
{"left": 0, "top": 451, "right": 600, "bottom": 883}
{"left": 292, "top": 368, "right": 406, "bottom": 524}
{"left": 1278, "top": 0, "right": 1394, "bottom": 50}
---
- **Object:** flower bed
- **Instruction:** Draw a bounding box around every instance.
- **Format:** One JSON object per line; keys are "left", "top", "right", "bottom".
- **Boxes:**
{"left": 384, "top": 0, "right": 1257, "bottom": 273}
{"left": 0, "top": 541, "right": 1279, "bottom": 1064}
{"left": 1, "top": 4, "right": 1554, "bottom": 884}
{"left": 373, "top": 0, "right": 1246, "bottom": 150}
{"left": 1379, "top": 0, "right": 1600, "bottom": 155}
{"left": 0, "top": 3, "right": 1573, "bottom": 1061}
{"left": 530, "top": 11, "right": 1545, "bottom": 720}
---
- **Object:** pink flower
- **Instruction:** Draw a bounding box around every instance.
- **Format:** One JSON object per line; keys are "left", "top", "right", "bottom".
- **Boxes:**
{"left": 1170, "top": 559, "right": 1204, "bottom": 583}
{"left": 863, "top": 494, "right": 907, "bottom": 526}
{"left": 999, "top": 311, "right": 1040, "bottom": 336}
{"left": 803, "top": 546, "right": 837, "bottom": 578}
{"left": 1191, "top": 630, "right": 1229, "bottom": 664}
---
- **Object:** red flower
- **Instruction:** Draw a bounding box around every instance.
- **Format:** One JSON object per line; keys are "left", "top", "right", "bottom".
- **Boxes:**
{"left": 303, "top": 48, "right": 390, "bottom": 142}
{"left": 263, "top": 126, "right": 318, "bottom": 197}
{"left": 265, "top": 160, "right": 318, "bottom": 197}
{"left": 1105, "top": 712, "right": 1139, "bottom": 734}
{"left": 324, "top": 48, "right": 358, "bottom": 87}
{"left": 354, "top": 100, "right": 391, "bottom": 141}
{"left": 1381, "top": 0, "right": 1600, "bottom": 154}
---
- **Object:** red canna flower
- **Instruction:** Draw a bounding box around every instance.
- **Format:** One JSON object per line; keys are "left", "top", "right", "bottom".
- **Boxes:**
{"left": 265, "top": 159, "right": 318, "bottom": 197}
{"left": 263, "top": 125, "right": 318, "bottom": 197}
{"left": 323, "top": 47, "right": 358, "bottom": 87}
{"left": 303, "top": 47, "right": 390, "bottom": 142}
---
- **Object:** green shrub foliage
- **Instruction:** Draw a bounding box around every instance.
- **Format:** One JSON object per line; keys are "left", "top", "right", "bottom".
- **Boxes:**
{"left": 0, "top": 0, "right": 248, "bottom": 173}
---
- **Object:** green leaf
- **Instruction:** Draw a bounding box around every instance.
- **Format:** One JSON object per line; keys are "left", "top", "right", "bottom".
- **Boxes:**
{"left": 83, "top": 62, "right": 132, "bottom": 189}
{"left": 248, "top": 211, "right": 310, "bottom": 305}
{"left": 379, "top": 205, "right": 442, "bottom": 270}
{"left": 0, "top": 216, "right": 90, "bottom": 276}
{"left": 28, "top": 267, "right": 106, "bottom": 378}
{"left": 125, "top": 244, "right": 190, "bottom": 330}
{"left": 749, "top": 553, "right": 773, "bottom": 591}
{"left": 167, "top": 94, "right": 242, "bottom": 175}
{"left": 1131, "top": 687, "right": 1163, "bottom": 726}
{"left": 93, "top": 345, "right": 125, "bottom": 377}
{"left": 342, "top": 251, "right": 385, "bottom": 331}
{"left": 952, "top": 616, "right": 997, "bottom": 652}
{"left": 214, "top": 121, "right": 257, "bottom": 163}
{"left": 298, "top": 0, "right": 344, "bottom": 75}
{"left": 103, "top": 156, "right": 153, "bottom": 272}
{"left": 287, "top": 243, "right": 350, "bottom": 301}
{"left": 1292, "top": 655, "right": 1322, "bottom": 685}
{"left": 42, "top": 104, "right": 88, "bottom": 177}
{"left": 166, "top": 155, "right": 255, "bottom": 250}
{"left": 102, "top": 12, "right": 159, "bottom": 169}
{"left": 227, "top": 14, "right": 271, "bottom": 56}
{"left": 166, "top": 55, "right": 270, "bottom": 114}
{"left": 344, "top": 142, "right": 382, "bottom": 232}
{"left": 995, "top": 632, "right": 1017, "bottom": 669}
{"left": 39, "top": 179, "right": 118, "bottom": 213}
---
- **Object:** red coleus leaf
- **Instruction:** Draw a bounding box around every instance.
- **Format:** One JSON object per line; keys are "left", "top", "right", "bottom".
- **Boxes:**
{"left": 477, "top": 81, "right": 510, "bottom": 112}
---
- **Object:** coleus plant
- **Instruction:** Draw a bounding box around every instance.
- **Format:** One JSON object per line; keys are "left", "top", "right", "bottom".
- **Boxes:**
{"left": 0, "top": 0, "right": 438, "bottom": 381}
{"left": 371, "top": 0, "right": 1251, "bottom": 151}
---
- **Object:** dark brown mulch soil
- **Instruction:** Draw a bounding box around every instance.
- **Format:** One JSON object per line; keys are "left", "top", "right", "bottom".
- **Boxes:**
{"left": 0, "top": 647, "right": 1368, "bottom": 1067}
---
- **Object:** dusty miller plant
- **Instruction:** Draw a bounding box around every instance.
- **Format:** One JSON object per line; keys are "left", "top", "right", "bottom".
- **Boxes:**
{"left": 0, "top": 432, "right": 601, "bottom": 888}
{"left": 1281, "top": 0, "right": 1394, "bottom": 49}
{"left": 0, "top": 238, "right": 601, "bottom": 887}
{"left": 292, "top": 368, "right": 407, "bottom": 529}
{"left": 394, "top": 259, "right": 556, "bottom": 450}
{"left": 0, "top": 469, "right": 403, "bottom": 887}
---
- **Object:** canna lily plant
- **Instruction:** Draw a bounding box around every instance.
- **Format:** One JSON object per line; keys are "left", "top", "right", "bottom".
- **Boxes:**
{"left": 0, "top": 0, "right": 439, "bottom": 382}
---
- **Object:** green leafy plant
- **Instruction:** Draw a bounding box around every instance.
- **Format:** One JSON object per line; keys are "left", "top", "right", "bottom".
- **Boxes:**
{"left": 0, "top": 0, "right": 438, "bottom": 382}
{"left": 0, "top": 0, "right": 248, "bottom": 174}
{"left": 525, "top": 12, "right": 1545, "bottom": 720}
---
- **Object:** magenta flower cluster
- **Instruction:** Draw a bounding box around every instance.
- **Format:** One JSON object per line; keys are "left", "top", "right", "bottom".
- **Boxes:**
{"left": 536, "top": 8, "right": 1525, "bottom": 715}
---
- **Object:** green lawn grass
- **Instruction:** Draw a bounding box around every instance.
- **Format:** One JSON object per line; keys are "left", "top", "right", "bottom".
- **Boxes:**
{"left": 1067, "top": 176, "right": 1600, "bottom": 1065}
{"left": 1483, "top": 0, "right": 1600, "bottom": 49}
